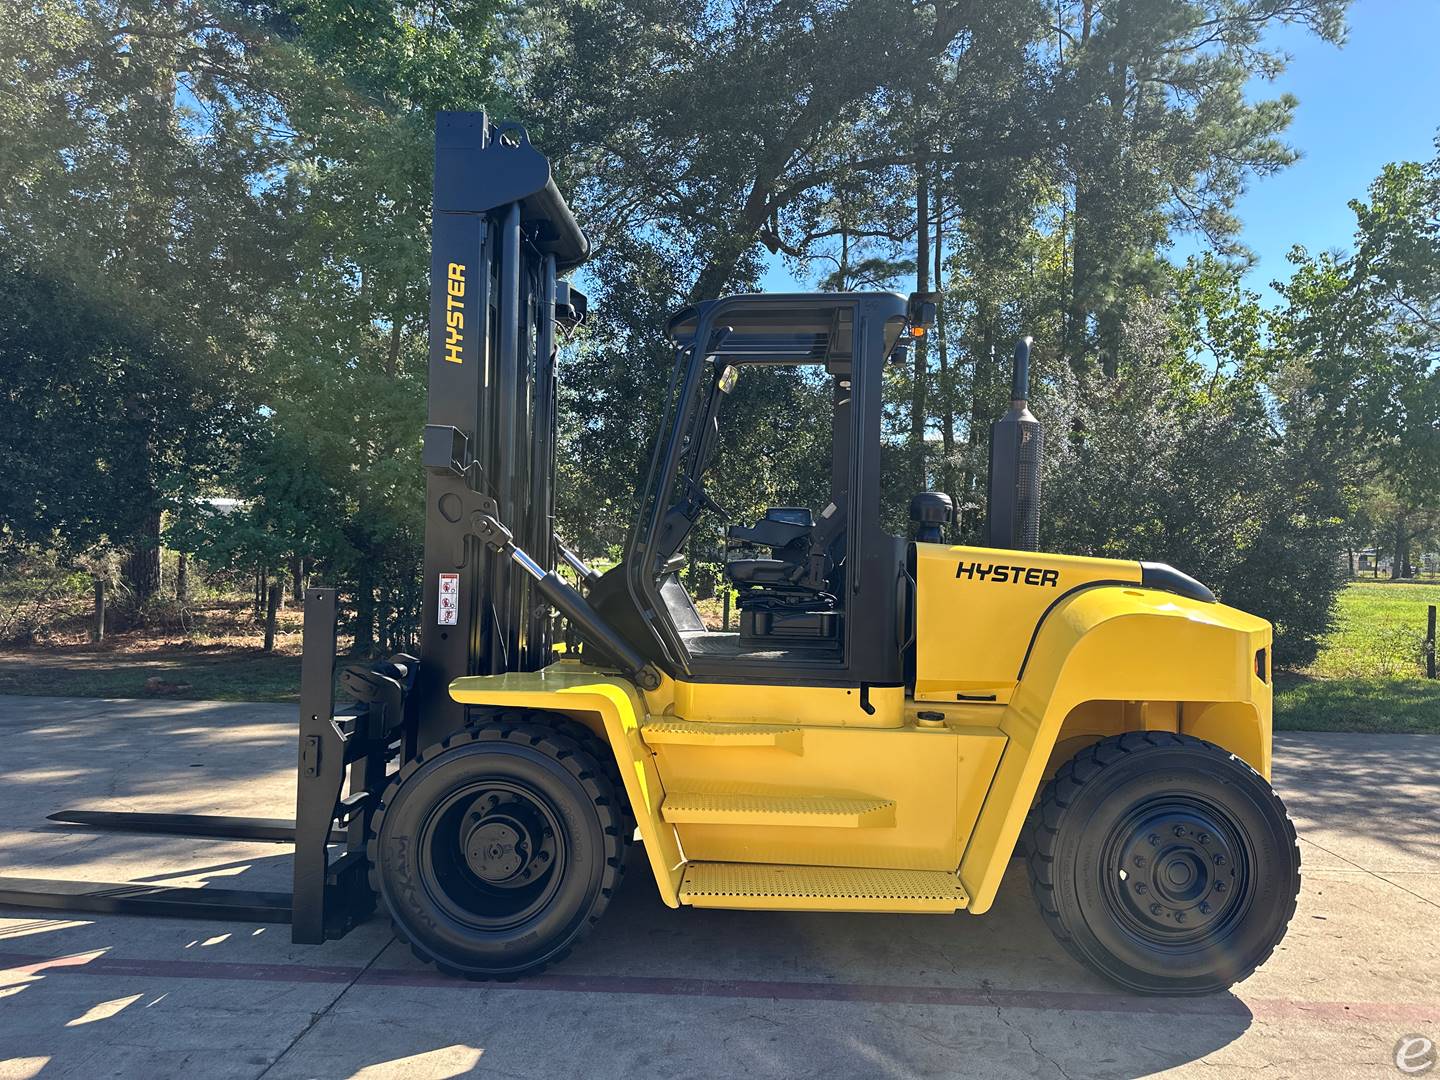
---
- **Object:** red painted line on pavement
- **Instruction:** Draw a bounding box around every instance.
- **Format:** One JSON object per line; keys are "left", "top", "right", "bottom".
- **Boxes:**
{"left": 0, "top": 950, "right": 1434, "bottom": 1025}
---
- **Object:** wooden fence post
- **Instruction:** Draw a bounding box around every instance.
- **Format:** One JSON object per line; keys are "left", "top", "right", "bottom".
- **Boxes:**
{"left": 264, "top": 583, "right": 282, "bottom": 653}
{"left": 1427, "top": 605, "right": 1436, "bottom": 680}
{"left": 91, "top": 579, "right": 105, "bottom": 644}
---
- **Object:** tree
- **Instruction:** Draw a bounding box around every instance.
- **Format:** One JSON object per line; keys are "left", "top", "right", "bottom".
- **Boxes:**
{"left": 0, "top": 253, "right": 220, "bottom": 576}
{"left": 1034, "top": 257, "right": 1348, "bottom": 665}
{"left": 0, "top": 0, "right": 300, "bottom": 602}
{"left": 1051, "top": 0, "right": 1347, "bottom": 371}
{"left": 1274, "top": 150, "right": 1440, "bottom": 579}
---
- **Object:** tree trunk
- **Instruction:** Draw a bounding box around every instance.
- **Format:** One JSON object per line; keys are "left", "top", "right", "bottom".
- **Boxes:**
{"left": 910, "top": 154, "right": 930, "bottom": 494}
{"left": 386, "top": 314, "right": 403, "bottom": 378}
{"left": 263, "top": 583, "right": 281, "bottom": 652}
{"left": 122, "top": 506, "right": 163, "bottom": 605}
{"left": 355, "top": 562, "right": 375, "bottom": 655}
{"left": 932, "top": 189, "right": 958, "bottom": 525}
{"left": 91, "top": 579, "right": 106, "bottom": 644}
{"left": 377, "top": 584, "right": 391, "bottom": 655}
{"left": 1393, "top": 518, "right": 1408, "bottom": 580}
{"left": 176, "top": 552, "right": 188, "bottom": 603}
{"left": 291, "top": 556, "right": 304, "bottom": 603}
{"left": 962, "top": 303, "right": 997, "bottom": 530}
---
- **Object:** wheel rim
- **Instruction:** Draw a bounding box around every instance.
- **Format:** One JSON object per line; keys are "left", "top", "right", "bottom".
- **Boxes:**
{"left": 1100, "top": 794, "right": 1253, "bottom": 950}
{"left": 417, "top": 779, "right": 567, "bottom": 932}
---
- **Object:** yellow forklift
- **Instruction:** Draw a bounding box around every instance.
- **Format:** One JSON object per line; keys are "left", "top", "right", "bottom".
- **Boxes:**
{"left": 3, "top": 112, "right": 1298, "bottom": 995}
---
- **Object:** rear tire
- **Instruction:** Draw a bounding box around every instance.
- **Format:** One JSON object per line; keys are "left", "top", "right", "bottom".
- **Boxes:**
{"left": 369, "top": 720, "right": 628, "bottom": 978}
{"left": 1024, "top": 731, "right": 1300, "bottom": 995}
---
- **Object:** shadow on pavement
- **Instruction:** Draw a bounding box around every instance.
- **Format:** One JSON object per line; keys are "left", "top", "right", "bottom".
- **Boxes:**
{"left": 0, "top": 847, "right": 1254, "bottom": 1080}
{"left": 0, "top": 696, "right": 1269, "bottom": 1078}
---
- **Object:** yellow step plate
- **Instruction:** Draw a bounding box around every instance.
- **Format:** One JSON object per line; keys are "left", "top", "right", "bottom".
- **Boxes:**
{"left": 680, "top": 862, "right": 968, "bottom": 913}
{"left": 661, "top": 791, "right": 895, "bottom": 828}
{"left": 641, "top": 719, "right": 802, "bottom": 753}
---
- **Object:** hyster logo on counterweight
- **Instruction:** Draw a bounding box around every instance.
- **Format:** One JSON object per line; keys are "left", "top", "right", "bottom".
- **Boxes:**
{"left": 956, "top": 561, "right": 1059, "bottom": 587}
{"left": 443, "top": 262, "right": 466, "bottom": 363}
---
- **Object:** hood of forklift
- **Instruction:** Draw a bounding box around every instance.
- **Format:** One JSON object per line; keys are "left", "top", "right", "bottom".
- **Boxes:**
{"left": 910, "top": 544, "right": 1260, "bottom": 705}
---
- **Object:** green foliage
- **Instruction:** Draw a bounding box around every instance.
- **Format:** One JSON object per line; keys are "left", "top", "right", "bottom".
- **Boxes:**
{"left": 1274, "top": 149, "right": 1440, "bottom": 580}
{"left": 9, "top": 0, "right": 1436, "bottom": 682}
{"left": 0, "top": 0, "right": 304, "bottom": 601}
{"left": 1031, "top": 260, "right": 1347, "bottom": 665}
{"left": 0, "top": 255, "right": 220, "bottom": 554}
{"left": 1274, "top": 675, "right": 1440, "bottom": 735}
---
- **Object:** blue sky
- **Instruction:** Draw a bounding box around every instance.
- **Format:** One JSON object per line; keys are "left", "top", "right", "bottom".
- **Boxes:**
{"left": 763, "top": 0, "right": 1440, "bottom": 304}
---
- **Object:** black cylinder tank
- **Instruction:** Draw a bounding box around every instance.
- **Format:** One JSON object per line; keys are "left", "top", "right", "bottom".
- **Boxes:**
{"left": 986, "top": 338, "right": 1042, "bottom": 551}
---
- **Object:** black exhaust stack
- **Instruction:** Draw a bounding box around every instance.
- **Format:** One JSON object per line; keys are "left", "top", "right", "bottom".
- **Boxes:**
{"left": 986, "top": 336, "right": 1042, "bottom": 551}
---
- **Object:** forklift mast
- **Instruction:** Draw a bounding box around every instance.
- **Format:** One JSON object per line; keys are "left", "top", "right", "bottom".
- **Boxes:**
{"left": 417, "top": 111, "right": 589, "bottom": 746}
{"left": 0, "top": 110, "right": 595, "bottom": 941}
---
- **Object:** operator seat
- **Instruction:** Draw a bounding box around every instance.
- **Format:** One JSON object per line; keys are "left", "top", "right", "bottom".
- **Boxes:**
{"left": 724, "top": 501, "right": 847, "bottom": 644}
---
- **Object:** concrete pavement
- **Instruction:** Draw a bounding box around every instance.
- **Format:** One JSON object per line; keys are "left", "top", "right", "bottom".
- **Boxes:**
{"left": 0, "top": 694, "right": 1434, "bottom": 1079}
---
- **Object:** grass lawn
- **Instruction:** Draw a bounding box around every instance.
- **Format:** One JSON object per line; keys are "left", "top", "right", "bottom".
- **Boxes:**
{"left": 0, "top": 645, "right": 302, "bottom": 702}
{"left": 0, "top": 599, "right": 308, "bottom": 703}
{"left": 1274, "top": 579, "right": 1440, "bottom": 734}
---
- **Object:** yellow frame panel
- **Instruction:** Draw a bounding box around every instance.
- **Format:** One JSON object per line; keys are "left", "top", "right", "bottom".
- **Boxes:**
{"left": 956, "top": 586, "right": 1272, "bottom": 914}
{"left": 449, "top": 663, "right": 685, "bottom": 906}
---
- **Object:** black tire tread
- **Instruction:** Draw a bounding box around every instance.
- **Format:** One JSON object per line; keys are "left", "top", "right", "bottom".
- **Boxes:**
{"left": 367, "top": 714, "right": 630, "bottom": 979}
{"left": 1021, "top": 730, "right": 1300, "bottom": 993}
{"left": 484, "top": 708, "right": 635, "bottom": 834}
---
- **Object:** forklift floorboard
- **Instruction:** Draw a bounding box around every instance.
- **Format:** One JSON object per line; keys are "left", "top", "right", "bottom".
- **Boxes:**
{"left": 681, "top": 630, "right": 841, "bottom": 663}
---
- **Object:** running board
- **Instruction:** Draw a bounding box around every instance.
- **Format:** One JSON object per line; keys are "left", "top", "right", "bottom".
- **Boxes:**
{"left": 679, "top": 862, "right": 968, "bottom": 913}
{"left": 641, "top": 719, "right": 803, "bottom": 753}
{"left": 661, "top": 792, "right": 896, "bottom": 828}
{"left": 0, "top": 876, "right": 292, "bottom": 923}
{"left": 47, "top": 810, "right": 346, "bottom": 845}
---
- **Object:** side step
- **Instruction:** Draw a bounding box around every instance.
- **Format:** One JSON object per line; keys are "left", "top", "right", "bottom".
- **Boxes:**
{"left": 661, "top": 792, "right": 895, "bottom": 828}
{"left": 679, "top": 862, "right": 968, "bottom": 913}
{"left": 641, "top": 719, "right": 802, "bottom": 753}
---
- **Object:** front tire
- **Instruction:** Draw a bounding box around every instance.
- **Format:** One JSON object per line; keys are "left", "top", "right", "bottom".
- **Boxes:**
{"left": 1024, "top": 732, "right": 1300, "bottom": 995}
{"left": 369, "top": 720, "right": 628, "bottom": 978}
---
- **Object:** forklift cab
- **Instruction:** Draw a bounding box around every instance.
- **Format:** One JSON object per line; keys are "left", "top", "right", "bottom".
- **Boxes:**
{"left": 589, "top": 292, "right": 927, "bottom": 689}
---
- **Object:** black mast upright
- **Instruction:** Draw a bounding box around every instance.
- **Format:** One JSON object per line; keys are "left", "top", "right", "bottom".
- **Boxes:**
{"left": 417, "top": 112, "right": 589, "bottom": 747}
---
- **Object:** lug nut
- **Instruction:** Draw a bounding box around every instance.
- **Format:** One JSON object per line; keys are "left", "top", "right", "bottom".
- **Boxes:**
{"left": 1135, "top": 883, "right": 1148, "bottom": 895}
{"left": 1199, "top": 902, "right": 1211, "bottom": 914}
{"left": 1213, "top": 854, "right": 1226, "bottom": 866}
{"left": 1133, "top": 855, "right": 1147, "bottom": 868}
{"left": 1148, "top": 834, "right": 1160, "bottom": 846}
{"left": 1214, "top": 881, "right": 1227, "bottom": 893}
{"left": 1175, "top": 912, "right": 1187, "bottom": 924}
{"left": 1173, "top": 824, "right": 1187, "bottom": 837}
{"left": 1198, "top": 833, "right": 1210, "bottom": 844}
{"left": 1150, "top": 903, "right": 1163, "bottom": 916}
